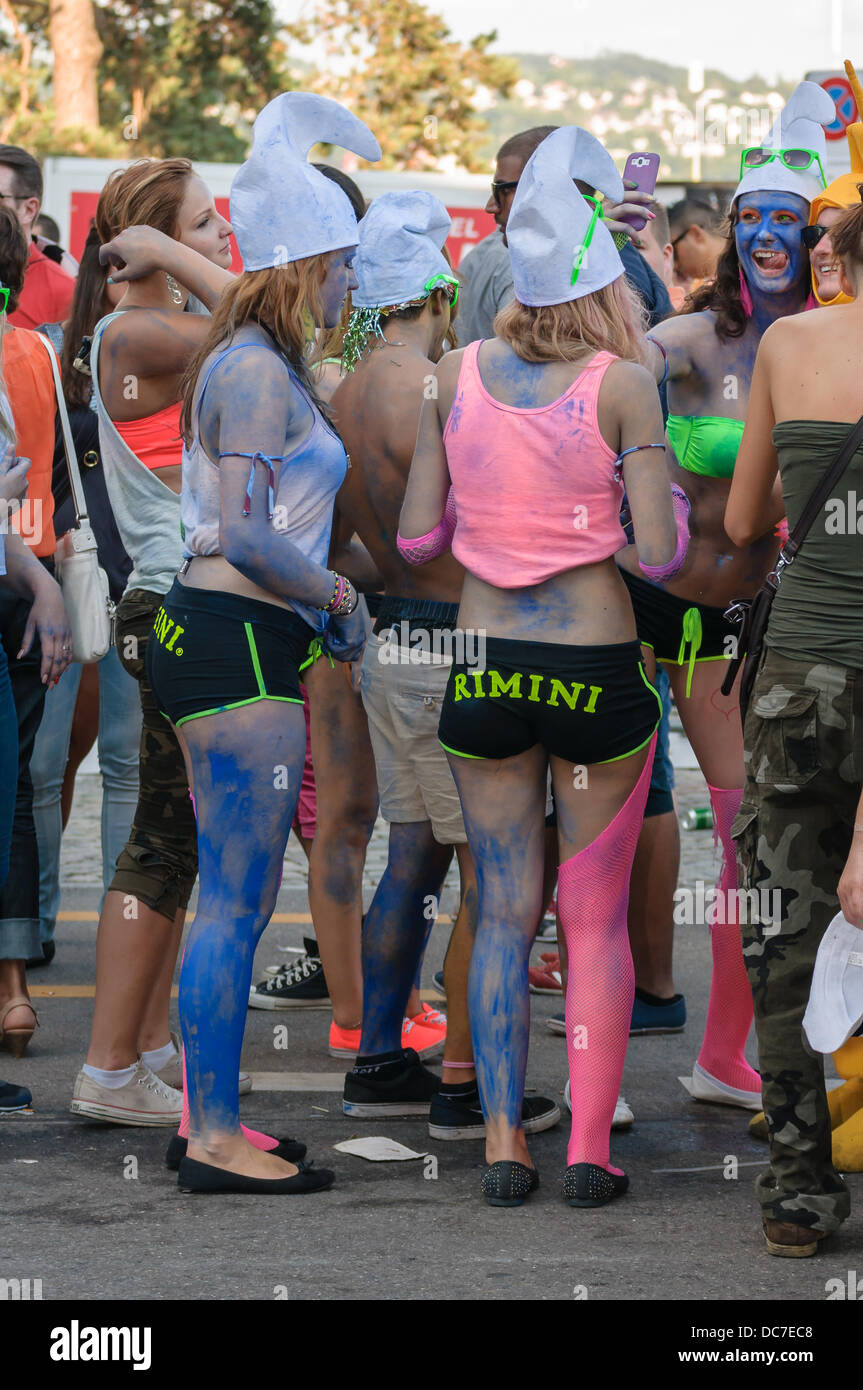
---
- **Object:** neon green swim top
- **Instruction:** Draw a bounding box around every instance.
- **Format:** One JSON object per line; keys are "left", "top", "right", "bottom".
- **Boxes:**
{"left": 666, "top": 415, "right": 744, "bottom": 479}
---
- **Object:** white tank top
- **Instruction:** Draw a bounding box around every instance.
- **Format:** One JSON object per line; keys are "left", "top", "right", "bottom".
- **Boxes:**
{"left": 90, "top": 311, "right": 183, "bottom": 596}
{"left": 182, "top": 334, "right": 348, "bottom": 633}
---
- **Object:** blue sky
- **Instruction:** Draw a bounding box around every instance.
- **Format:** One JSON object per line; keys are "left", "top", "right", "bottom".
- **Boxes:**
{"left": 276, "top": 0, "right": 863, "bottom": 86}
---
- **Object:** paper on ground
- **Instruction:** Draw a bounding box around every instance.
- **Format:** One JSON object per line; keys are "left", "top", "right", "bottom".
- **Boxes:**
{"left": 333, "top": 1136, "right": 428, "bottom": 1162}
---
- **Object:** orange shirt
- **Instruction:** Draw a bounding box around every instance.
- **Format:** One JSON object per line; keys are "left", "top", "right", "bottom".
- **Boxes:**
{"left": 9, "top": 242, "right": 75, "bottom": 332}
{"left": 3, "top": 325, "right": 56, "bottom": 556}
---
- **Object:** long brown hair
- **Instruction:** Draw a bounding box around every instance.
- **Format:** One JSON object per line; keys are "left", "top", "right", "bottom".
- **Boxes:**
{"left": 63, "top": 224, "right": 113, "bottom": 409}
{"left": 685, "top": 213, "right": 748, "bottom": 339}
{"left": 494, "top": 274, "right": 647, "bottom": 364}
{"left": 0, "top": 202, "right": 29, "bottom": 313}
{"left": 95, "top": 158, "right": 193, "bottom": 244}
{"left": 180, "top": 255, "right": 332, "bottom": 444}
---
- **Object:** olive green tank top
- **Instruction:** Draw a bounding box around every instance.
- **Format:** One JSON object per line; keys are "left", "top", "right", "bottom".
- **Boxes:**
{"left": 767, "top": 419, "right": 863, "bottom": 669}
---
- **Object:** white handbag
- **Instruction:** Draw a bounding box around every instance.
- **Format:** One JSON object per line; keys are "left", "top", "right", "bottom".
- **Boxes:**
{"left": 36, "top": 332, "right": 114, "bottom": 663}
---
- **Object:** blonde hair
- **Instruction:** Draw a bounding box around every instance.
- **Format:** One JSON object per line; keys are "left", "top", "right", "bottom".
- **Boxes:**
{"left": 494, "top": 275, "right": 648, "bottom": 364}
{"left": 95, "top": 158, "right": 194, "bottom": 243}
{"left": 180, "top": 255, "right": 332, "bottom": 443}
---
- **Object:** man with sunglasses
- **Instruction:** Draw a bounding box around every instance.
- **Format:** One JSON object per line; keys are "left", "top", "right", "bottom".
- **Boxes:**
{"left": 668, "top": 198, "right": 726, "bottom": 290}
{"left": 0, "top": 147, "right": 74, "bottom": 332}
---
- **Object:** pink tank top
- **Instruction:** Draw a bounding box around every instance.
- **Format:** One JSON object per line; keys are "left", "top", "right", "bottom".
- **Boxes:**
{"left": 443, "top": 342, "right": 627, "bottom": 588}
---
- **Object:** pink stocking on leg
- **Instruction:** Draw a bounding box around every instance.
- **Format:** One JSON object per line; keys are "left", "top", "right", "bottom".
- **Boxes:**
{"left": 176, "top": 1042, "right": 278, "bottom": 1152}
{"left": 695, "top": 784, "right": 759, "bottom": 1094}
{"left": 558, "top": 737, "right": 656, "bottom": 1170}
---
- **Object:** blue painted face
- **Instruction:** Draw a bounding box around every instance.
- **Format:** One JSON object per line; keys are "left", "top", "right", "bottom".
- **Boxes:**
{"left": 319, "top": 246, "right": 359, "bottom": 329}
{"left": 735, "top": 190, "right": 810, "bottom": 298}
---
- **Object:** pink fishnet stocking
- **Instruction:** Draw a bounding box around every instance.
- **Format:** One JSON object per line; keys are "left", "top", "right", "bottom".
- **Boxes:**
{"left": 559, "top": 737, "right": 655, "bottom": 1169}
{"left": 695, "top": 783, "right": 760, "bottom": 1093}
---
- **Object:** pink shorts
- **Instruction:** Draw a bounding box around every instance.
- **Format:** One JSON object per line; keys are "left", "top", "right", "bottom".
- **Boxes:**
{"left": 291, "top": 685, "right": 317, "bottom": 840}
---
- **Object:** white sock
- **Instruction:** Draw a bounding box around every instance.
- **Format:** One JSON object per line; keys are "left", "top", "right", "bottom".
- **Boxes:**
{"left": 82, "top": 1062, "right": 137, "bottom": 1089}
{"left": 140, "top": 1040, "right": 178, "bottom": 1073}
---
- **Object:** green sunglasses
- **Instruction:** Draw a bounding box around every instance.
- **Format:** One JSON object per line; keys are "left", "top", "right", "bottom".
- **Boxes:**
{"left": 424, "top": 272, "right": 459, "bottom": 306}
{"left": 571, "top": 195, "right": 604, "bottom": 286}
{"left": 739, "top": 146, "right": 827, "bottom": 188}
{"left": 0, "top": 285, "right": 9, "bottom": 314}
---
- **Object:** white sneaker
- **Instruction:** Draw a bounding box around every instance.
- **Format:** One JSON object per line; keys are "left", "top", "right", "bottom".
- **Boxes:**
{"left": 70, "top": 1061, "right": 183, "bottom": 1126}
{"left": 563, "top": 1079, "right": 634, "bottom": 1129}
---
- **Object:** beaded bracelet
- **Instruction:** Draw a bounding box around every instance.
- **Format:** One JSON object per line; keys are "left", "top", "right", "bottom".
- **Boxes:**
{"left": 323, "top": 571, "right": 358, "bottom": 617}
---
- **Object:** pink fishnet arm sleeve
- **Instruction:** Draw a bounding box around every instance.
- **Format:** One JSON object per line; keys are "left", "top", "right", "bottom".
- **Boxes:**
{"left": 639, "top": 484, "right": 690, "bottom": 582}
{"left": 397, "top": 487, "right": 458, "bottom": 565}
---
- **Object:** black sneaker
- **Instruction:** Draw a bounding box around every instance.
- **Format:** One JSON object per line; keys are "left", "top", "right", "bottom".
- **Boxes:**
{"left": 428, "top": 1088, "right": 561, "bottom": 1141}
{"left": 545, "top": 1013, "right": 566, "bottom": 1036}
{"left": 249, "top": 940, "right": 329, "bottom": 1010}
{"left": 343, "top": 1048, "right": 440, "bottom": 1117}
{"left": 433, "top": 970, "right": 445, "bottom": 994}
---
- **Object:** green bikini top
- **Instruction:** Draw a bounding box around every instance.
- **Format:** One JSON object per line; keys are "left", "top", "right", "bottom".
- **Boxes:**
{"left": 666, "top": 415, "right": 745, "bottom": 480}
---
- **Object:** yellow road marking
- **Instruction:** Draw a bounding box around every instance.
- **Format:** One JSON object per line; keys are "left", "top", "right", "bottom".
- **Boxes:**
{"left": 57, "top": 911, "right": 454, "bottom": 925}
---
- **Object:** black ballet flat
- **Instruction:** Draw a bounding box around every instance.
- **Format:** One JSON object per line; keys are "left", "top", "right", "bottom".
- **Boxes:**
{"left": 564, "top": 1163, "right": 629, "bottom": 1208}
{"left": 165, "top": 1133, "right": 307, "bottom": 1171}
{"left": 481, "top": 1160, "right": 539, "bottom": 1207}
{"left": 177, "top": 1156, "right": 334, "bottom": 1195}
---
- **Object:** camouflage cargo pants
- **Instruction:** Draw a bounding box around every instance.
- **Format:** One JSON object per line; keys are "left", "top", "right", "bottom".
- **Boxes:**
{"left": 108, "top": 589, "right": 198, "bottom": 921}
{"left": 733, "top": 646, "right": 861, "bottom": 1235}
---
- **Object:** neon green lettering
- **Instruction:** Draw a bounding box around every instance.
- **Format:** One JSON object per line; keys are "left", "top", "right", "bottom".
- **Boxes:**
{"left": 583, "top": 684, "right": 603, "bottom": 714}
{"left": 547, "top": 680, "right": 584, "bottom": 710}
{"left": 489, "top": 671, "right": 522, "bottom": 699}
{"left": 165, "top": 624, "right": 184, "bottom": 653}
{"left": 527, "top": 673, "right": 543, "bottom": 702}
{"left": 471, "top": 670, "right": 486, "bottom": 698}
{"left": 454, "top": 673, "right": 471, "bottom": 701}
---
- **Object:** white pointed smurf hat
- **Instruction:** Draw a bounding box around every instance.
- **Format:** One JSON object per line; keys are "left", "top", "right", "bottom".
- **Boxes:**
{"left": 803, "top": 911, "right": 863, "bottom": 1053}
{"left": 352, "top": 191, "right": 453, "bottom": 309}
{"left": 231, "top": 92, "right": 381, "bottom": 271}
{"left": 733, "top": 80, "right": 836, "bottom": 206}
{"left": 506, "top": 125, "right": 625, "bottom": 307}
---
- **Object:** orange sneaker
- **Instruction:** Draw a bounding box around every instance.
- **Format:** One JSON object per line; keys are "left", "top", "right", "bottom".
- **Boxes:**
{"left": 410, "top": 1002, "right": 447, "bottom": 1035}
{"left": 328, "top": 1017, "right": 445, "bottom": 1061}
{"left": 328, "top": 1022, "right": 363, "bottom": 1059}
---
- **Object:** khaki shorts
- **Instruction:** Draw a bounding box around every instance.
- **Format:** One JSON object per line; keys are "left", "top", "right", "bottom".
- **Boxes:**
{"left": 360, "top": 632, "right": 466, "bottom": 846}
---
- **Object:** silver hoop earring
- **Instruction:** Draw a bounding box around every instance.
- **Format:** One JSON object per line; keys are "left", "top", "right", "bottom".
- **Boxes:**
{"left": 166, "top": 273, "right": 183, "bottom": 306}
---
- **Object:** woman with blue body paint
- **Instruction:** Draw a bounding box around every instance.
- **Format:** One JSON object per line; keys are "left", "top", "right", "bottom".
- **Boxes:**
{"left": 400, "top": 127, "right": 682, "bottom": 1207}
{"left": 142, "top": 93, "right": 381, "bottom": 1194}
{"left": 626, "top": 81, "right": 836, "bottom": 1112}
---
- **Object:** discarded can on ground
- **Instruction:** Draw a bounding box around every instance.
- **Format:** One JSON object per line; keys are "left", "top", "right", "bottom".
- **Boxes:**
{"left": 682, "top": 807, "right": 713, "bottom": 831}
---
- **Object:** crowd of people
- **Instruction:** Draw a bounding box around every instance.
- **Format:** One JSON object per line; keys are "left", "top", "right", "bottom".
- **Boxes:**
{"left": 2, "top": 71, "right": 863, "bottom": 1253}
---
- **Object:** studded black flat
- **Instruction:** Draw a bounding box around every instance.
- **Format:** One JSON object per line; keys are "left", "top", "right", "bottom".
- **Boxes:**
{"left": 564, "top": 1162, "right": 629, "bottom": 1208}
{"left": 481, "top": 1160, "right": 539, "bottom": 1207}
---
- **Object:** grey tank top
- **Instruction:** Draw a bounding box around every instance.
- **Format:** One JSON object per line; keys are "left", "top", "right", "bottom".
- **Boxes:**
{"left": 182, "top": 334, "right": 347, "bottom": 633}
{"left": 90, "top": 311, "right": 183, "bottom": 596}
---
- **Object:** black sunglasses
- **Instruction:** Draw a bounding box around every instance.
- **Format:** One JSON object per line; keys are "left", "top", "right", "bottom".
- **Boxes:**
{"left": 490, "top": 179, "right": 519, "bottom": 204}
{"left": 801, "top": 224, "right": 830, "bottom": 251}
{"left": 671, "top": 225, "right": 692, "bottom": 249}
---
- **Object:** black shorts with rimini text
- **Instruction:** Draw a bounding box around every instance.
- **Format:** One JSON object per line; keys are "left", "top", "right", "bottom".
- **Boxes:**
{"left": 437, "top": 636, "right": 661, "bottom": 765}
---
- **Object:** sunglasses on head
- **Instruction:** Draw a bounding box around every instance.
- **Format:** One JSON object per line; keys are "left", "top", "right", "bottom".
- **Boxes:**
{"left": 424, "top": 272, "right": 459, "bottom": 306}
{"left": 739, "top": 146, "right": 827, "bottom": 187}
{"left": 571, "top": 196, "right": 604, "bottom": 286}
{"left": 801, "top": 223, "right": 831, "bottom": 251}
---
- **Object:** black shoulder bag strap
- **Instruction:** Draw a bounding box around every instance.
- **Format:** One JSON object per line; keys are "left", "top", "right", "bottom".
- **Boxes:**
{"left": 722, "top": 411, "right": 863, "bottom": 707}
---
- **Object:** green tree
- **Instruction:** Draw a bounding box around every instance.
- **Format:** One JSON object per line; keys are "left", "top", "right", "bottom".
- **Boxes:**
{"left": 285, "top": 0, "right": 518, "bottom": 171}
{"left": 96, "top": 0, "right": 289, "bottom": 159}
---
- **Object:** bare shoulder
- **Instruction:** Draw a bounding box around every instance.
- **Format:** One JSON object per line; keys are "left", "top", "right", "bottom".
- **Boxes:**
{"left": 603, "top": 357, "right": 659, "bottom": 399}
{"left": 436, "top": 347, "right": 467, "bottom": 385}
